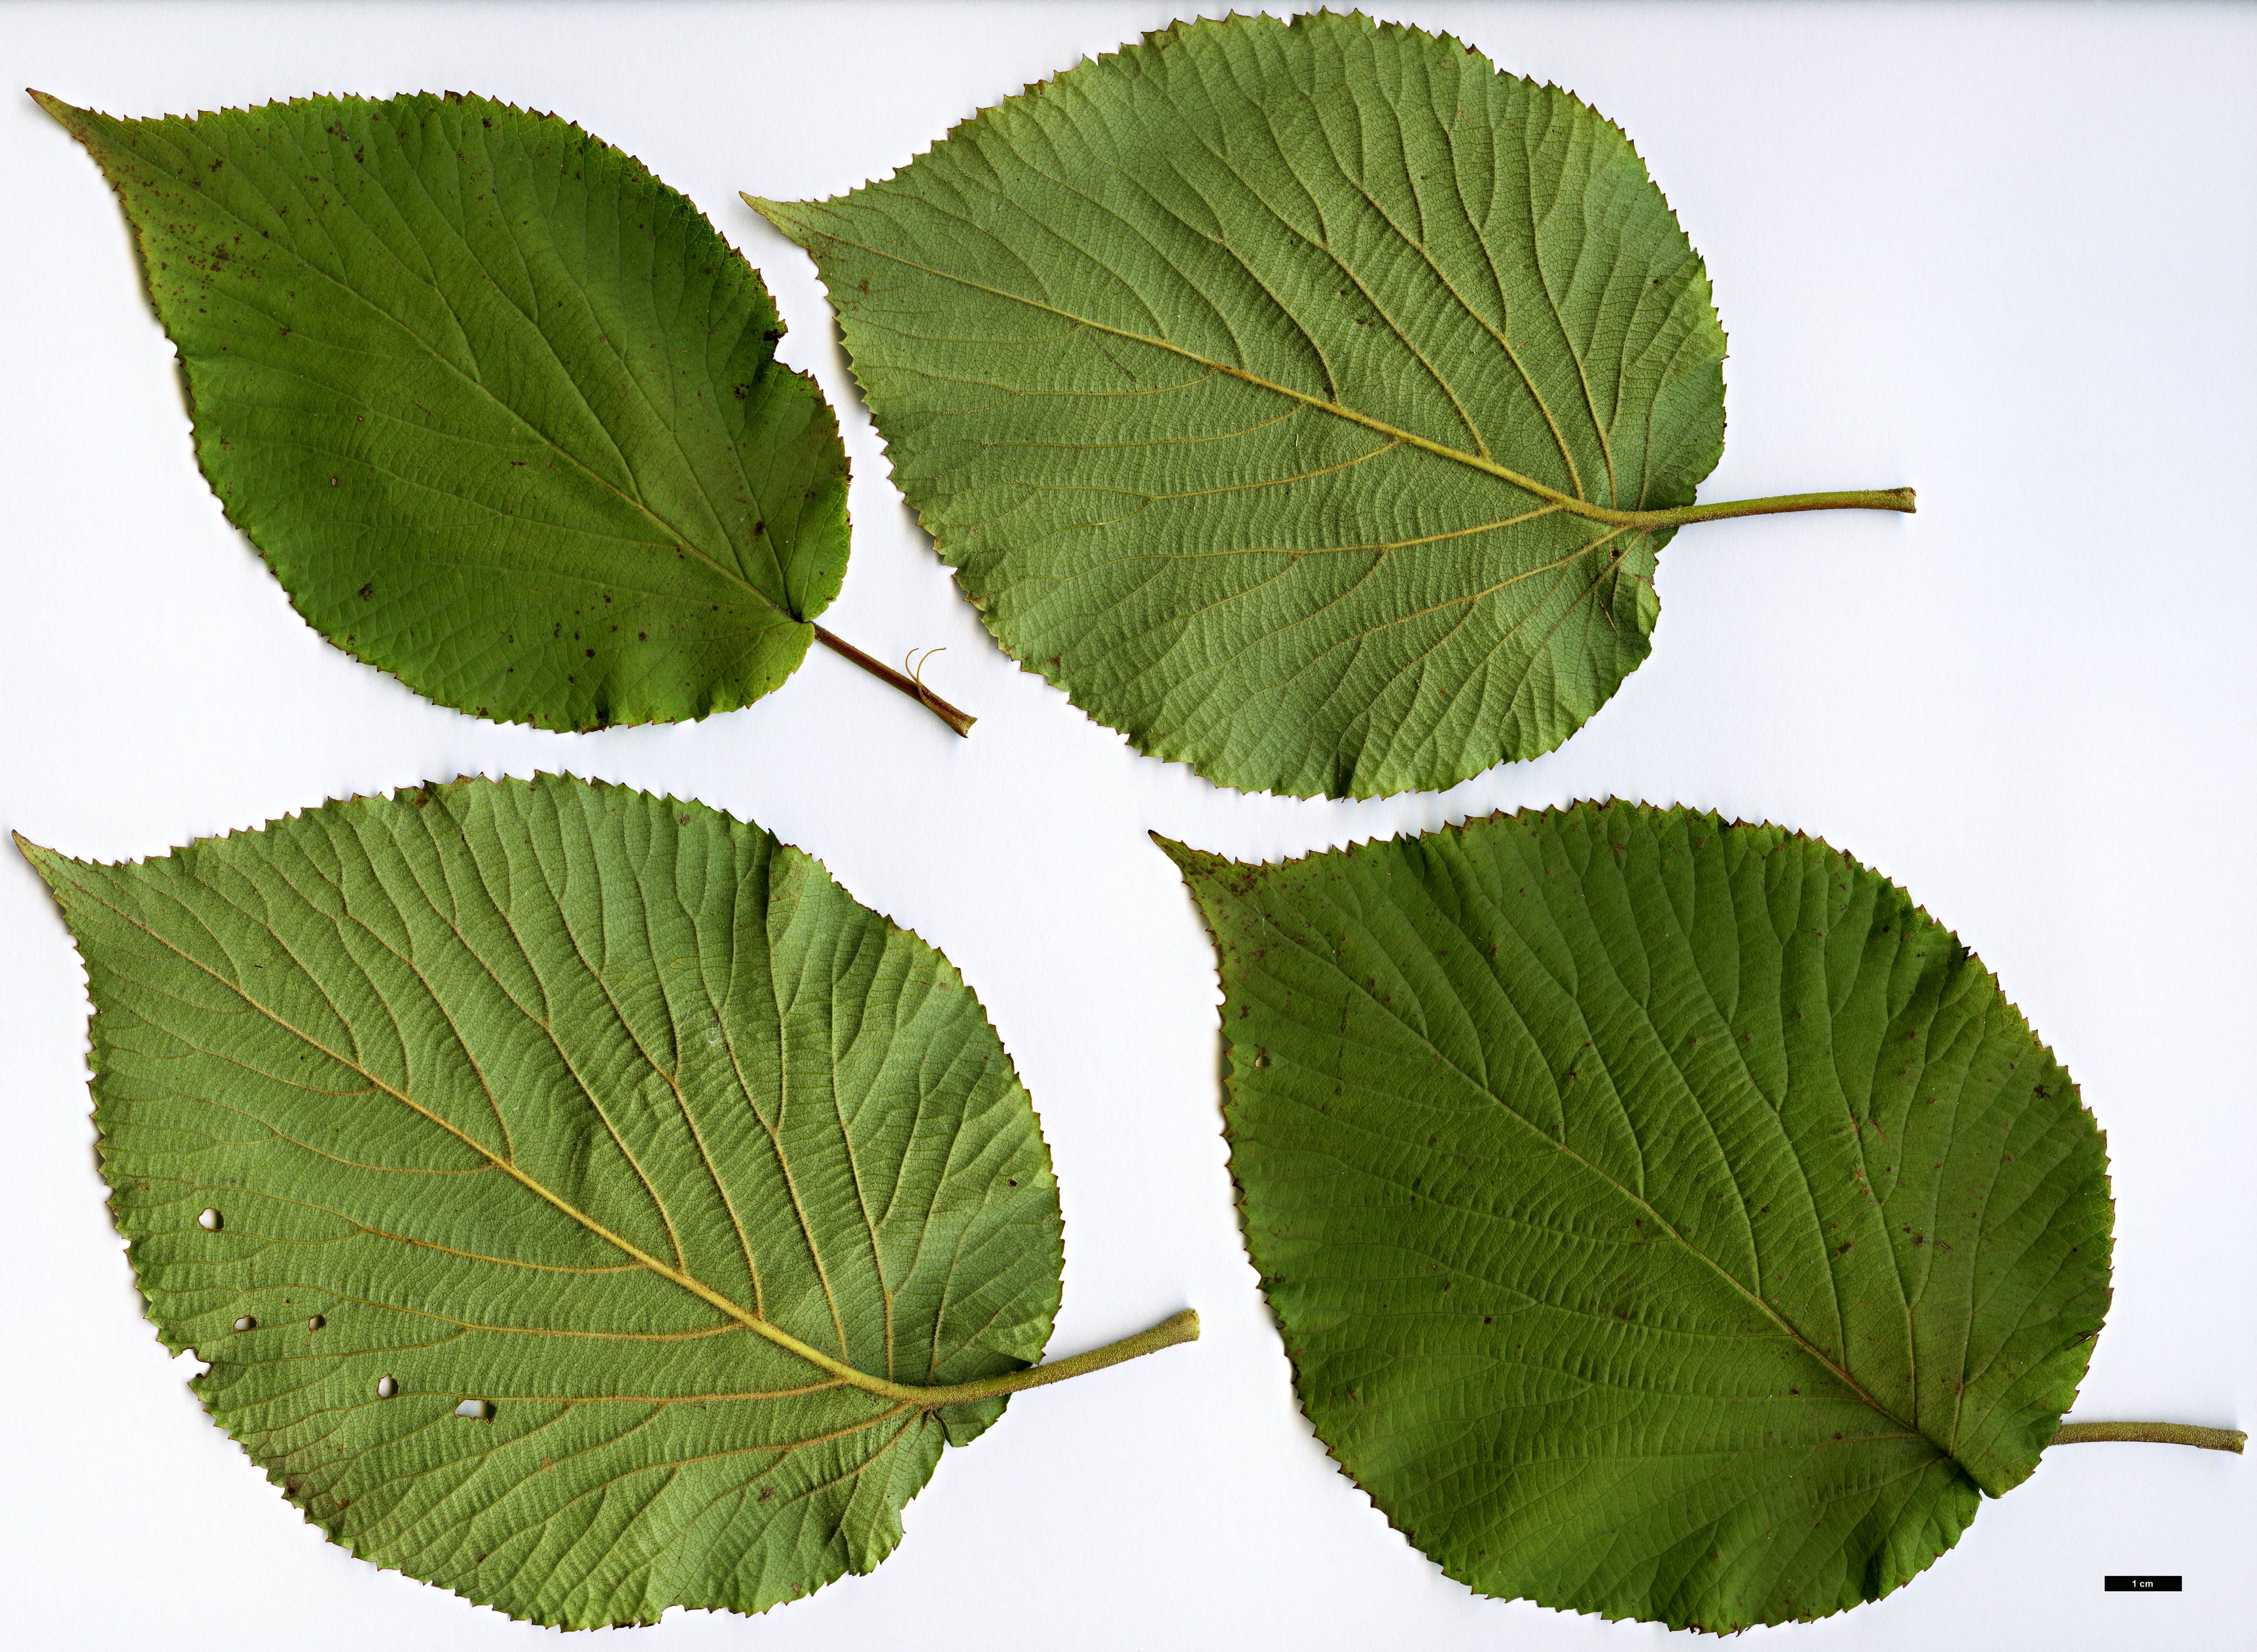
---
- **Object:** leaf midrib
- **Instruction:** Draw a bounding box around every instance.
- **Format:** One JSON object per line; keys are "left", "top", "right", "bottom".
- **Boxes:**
{"left": 77, "top": 96, "right": 805, "bottom": 631}
{"left": 1224, "top": 863, "right": 1960, "bottom": 1477}
{"left": 753, "top": 206, "right": 1660, "bottom": 533}
{"left": 49, "top": 857, "right": 948, "bottom": 1409}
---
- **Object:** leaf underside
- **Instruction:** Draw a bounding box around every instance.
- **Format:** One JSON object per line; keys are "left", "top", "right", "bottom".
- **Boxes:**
{"left": 25, "top": 775, "right": 1062, "bottom": 1626}
{"left": 755, "top": 11, "right": 1726, "bottom": 798}
{"left": 41, "top": 91, "right": 849, "bottom": 730}
{"left": 1165, "top": 803, "right": 2111, "bottom": 1630}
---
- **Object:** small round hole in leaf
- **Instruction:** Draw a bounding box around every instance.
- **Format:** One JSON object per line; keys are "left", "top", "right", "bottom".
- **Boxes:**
{"left": 234, "top": 1316, "right": 256, "bottom": 1332}
{"left": 454, "top": 1399, "right": 496, "bottom": 1422}
{"left": 376, "top": 1374, "right": 397, "bottom": 1399}
{"left": 198, "top": 1208, "right": 222, "bottom": 1232}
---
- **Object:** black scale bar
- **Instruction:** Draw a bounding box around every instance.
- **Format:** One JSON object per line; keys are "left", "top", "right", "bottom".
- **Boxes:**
{"left": 2104, "top": 1576, "right": 2183, "bottom": 1592}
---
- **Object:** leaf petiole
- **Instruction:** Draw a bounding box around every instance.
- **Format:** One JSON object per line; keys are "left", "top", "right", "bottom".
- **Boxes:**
{"left": 2051, "top": 1421, "right": 2246, "bottom": 1454}
{"left": 814, "top": 624, "right": 977, "bottom": 736}
{"left": 895, "top": 1309, "right": 1201, "bottom": 1409}
{"left": 1601, "top": 486, "right": 1919, "bottom": 530}
{"left": 745, "top": 1306, "right": 1199, "bottom": 1409}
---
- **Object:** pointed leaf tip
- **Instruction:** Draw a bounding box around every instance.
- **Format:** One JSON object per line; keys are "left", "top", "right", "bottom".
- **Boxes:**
{"left": 1148, "top": 832, "right": 1227, "bottom": 879}
{"left": 1195, "top": 803, "right": 2112, "bottom": 1630}
{"left": 777, "top": 15, "right": 1727, "bottom": 797}
{"left": 43, "top": 774, "right": 1077, "bottom": 1624}
{"left": 54, "top": 94, "right": 851, "bottom": 734}
{"left": 776, "top": 14, "right": 1908, "bottom": 796}
{"left": 12, "top": 831, "right": 62, "bottom": 879}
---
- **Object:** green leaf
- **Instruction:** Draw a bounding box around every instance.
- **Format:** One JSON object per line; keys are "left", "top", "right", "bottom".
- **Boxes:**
{"left": 751, "top": 12, "right": 1909, "bottom": 799}
{"left": 21, "top": 775, "right": 1194, "bottom": 1626}
{"left": 1161, "top": 803, "right": 2112, "bottom": 1630}
{"left": 38, "top": 91, "right": 856, "bottom": 732}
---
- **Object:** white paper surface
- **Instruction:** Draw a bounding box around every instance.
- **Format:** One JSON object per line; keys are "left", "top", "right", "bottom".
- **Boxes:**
{"left": 1, "top": 4, "right": 2249, "bottom": 1647}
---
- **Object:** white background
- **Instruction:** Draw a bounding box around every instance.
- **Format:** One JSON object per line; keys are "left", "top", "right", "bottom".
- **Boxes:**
{"left": 2, "top": 3, "right": 2251, "bottom": 1647}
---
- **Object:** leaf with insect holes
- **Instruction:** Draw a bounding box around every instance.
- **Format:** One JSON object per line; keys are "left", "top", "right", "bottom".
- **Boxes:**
{"left": 24, "top": 774, "right": 1110, "bottom": 1626}
{"left": 753, "top": 12, "right": 1908, "bottom": 799}
{"left": 38, "top": 90, "right": 854, "bottom": 731}
{"left": 1162, "top": 802, "right": 2112, "bottom": 1630}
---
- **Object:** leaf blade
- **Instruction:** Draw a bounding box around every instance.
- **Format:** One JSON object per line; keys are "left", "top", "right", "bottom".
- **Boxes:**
{"left": 24, "top": 776, "right": 1062, "bottom": 1625}
{"left": 41, "top": 91, "right": 848, "bottom": 730}
{"left": 1164, "top": 804, "right": 2112, "bottom": 1629}
{"left": 754, "top": 12, "right": 1726, "bottom": 796}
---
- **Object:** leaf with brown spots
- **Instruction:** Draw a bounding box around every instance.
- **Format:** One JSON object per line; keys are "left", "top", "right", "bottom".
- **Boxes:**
{"left": 38, "top": 92, "right": 966, "bottom": 734}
